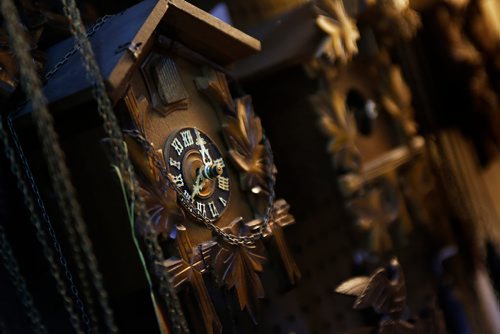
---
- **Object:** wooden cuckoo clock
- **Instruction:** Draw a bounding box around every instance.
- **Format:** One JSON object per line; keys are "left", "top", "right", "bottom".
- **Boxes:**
{"left": 225, "top": 1, "right": 450, "bottom": 330}
{"left": 310, "top": 50, "right": 426, "bottom": 253}
{"left": 230, "top": 0, "right": 425, "bottom": 253}
{"left": 12, "top": 0, "right": 299, "bottom": 332}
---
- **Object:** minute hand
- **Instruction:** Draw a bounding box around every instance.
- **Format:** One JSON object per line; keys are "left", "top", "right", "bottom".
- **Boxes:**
{"left": 195, "top": 129, "right": 213, "bottom": 165}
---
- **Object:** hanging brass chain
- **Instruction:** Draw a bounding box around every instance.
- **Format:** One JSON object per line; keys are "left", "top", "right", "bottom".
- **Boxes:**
{"left": 13, "top": 10, "right": 116, "bottom": 334}
{"left": 6, "top": 0, "right": 117, "bottom": 330}
{"left": 58, "top": 0, "right": 189, "bottom": 332}
{"left": 1, "top": 125, "right": 88, "bottom": 334}
{"left": 0, "top": 218, "right": 47, "bottom": 334}
{"left": 0, "top": 1, "right": 94, "bottom": 333}
{"left": 124, "top": 130, "right": 277, "bottom": 247}
{"left": 7, "top": 115, "right": 100, "bottom": 333}
{"left": 45, "top": 14, "right": 114, "bottom": 81}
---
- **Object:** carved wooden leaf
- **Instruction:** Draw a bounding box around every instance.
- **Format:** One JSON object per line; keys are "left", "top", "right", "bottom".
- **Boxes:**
{"left": 222, "top": 96, "right": 268, "bottom": 194}
{"left": 125, "top": 133, "right": 182, "bottom": 236}
{"left": 195, "top": 69, "right": 235, "bottom": 112}
{"left": 139, "top": 185, "right": 182, "bottom": 236}
{"left": 312, "top": 93, "right": 350, "bottom": 152}
{"left": 375, "top": 1, "right": 421, "bottom": 41}
{"left": 315, "top": 0, "right": 359, "bottom": 64}
{"left": 347, "top": 181, "right": 400, "bottom": 253}
{"left": 269, "top": 199, "right": 295, "bottom": 229}
{"left": 162, "top": 227, "right": 221, "bottom": 334}
{"left": 124, "top": 87, "right": 148, "bottom": 136}
{"left": 379, "top": 65, "right": 417, "bottom": 137}
{"left": 213, "top": 218, "right": 266, "bottom": 323}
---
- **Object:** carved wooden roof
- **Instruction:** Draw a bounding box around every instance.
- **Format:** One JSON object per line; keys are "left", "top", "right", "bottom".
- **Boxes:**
{"left": 20, "top": 0, "right": 260, "bottom": 114}
{"left": 231, "top": 2, "right": 327, "bottom": 79}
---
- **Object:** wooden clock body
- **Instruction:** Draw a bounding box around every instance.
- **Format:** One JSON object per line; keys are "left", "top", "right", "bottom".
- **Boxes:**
{"left": 124, "top": 51, "right": 255, "bottom": 246}
{"left": 11, "top": 0, "right": 299, "bottom": 333}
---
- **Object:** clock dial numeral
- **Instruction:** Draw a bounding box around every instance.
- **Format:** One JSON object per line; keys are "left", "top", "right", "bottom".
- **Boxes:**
{"left": 171, "top": 173, "right": 184, "bottom": 187}
{"left": 214, "top": 157, "right": 225, "bottom": 168}
{"left": 219, "top": 197, "right": 228, "bottom": 207}
{"left": 217, "top": 176, "right": 230, "bottom": 191}
{"left": 171, "top": 138, "right": 183, "bottom": 156}
{"left": 197, "top": 202, "right": 207, "bottom": 217}
{"left": 181, "top": 129, "right": 194, "bottom": 147}
{"left": 208, "top": 201, "right": 219, "bottom": 218}
{"left": 183, "top": 190, "right": 191, "bottom": 201}
{"left": 169, "top": 157, "right": 181, "bottom": 169}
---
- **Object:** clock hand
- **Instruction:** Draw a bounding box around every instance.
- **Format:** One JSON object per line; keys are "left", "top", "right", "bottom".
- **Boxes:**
{"left": 195, "top": 128, "right": 213, "bottom": 165}
{"left": 191, "top": 170, "right": 205, "bottom": 200}
{"left": 191, "top": 164, "right": 224, "bottom": 200}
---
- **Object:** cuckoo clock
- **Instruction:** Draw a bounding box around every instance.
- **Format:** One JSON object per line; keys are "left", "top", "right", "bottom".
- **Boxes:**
{"left": 226, "top": 0, "right": 450, "bottom": 331}
{"left": 310, "top": 50, "right": 426, "bottom": 253}
{"left": 231, "top": 0, "right": 428, "bottom": 254}
{"left": 11, "top": 0, "right": 299, "bottom": 332}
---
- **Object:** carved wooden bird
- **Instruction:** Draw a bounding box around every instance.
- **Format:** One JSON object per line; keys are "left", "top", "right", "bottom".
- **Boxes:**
{"left": 336, "top": 258, "right": 415, "bottom": 334}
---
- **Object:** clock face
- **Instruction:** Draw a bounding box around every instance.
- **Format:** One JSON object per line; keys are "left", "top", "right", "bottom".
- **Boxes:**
{"left": 164, "top": 127, "right": 230, "bottom": 221}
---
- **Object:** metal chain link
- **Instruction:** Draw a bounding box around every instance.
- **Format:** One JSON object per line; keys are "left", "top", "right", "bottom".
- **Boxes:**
{"left": 6, "top": 1, "right": 119, "bottom": 331}
{"left": 45, "top": 14, "right": 114, "bottom": 81}
{"left": 0, "top": 120, "right": 85, "bottom": 333}
{"left": 35, "top": 9, "right": 115, "bottom": 334}
{"left": 0, "top": 1, "right": 92, "bottom": 332}
{"left": 7, "top": 115, "right": 100, "bottom": 333}
{"left": 1, "top": 123, "right": 88, "bottom": 334}
{"left": 124, "top": 129, "right": 277, "bottom": 247}
{"left": 0, "top": 218, "right": 47, "bottom": 334}
{"left": 58, "top": 0, "right": 189, "bottom": 332}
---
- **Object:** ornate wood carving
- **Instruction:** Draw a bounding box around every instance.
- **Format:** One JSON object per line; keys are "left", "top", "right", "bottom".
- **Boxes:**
{"left": 124, "top": 87, "right": 149, "bottom": 136}
{"left": 195, "top": 69, "right": 235, "bottom": 113}
{"left": 125, "top": 133, "right": 183, "bottom": 237}
{"left": 196, "top": 68, "right": 300, "bottom": 288}
{"left": 122, "top": 61, "right": 299, "bottom": 325}
{"left": 346, "top": 179, "right": 400, "bottom": 253}
{"left": 309, "top": 40, "right": 424, "bottom": 252}
{"left": 311, "top": 91, "right": 362, "bottom": 174}
{"left": 213, "top": 218, "right": 266, "bottom": 324}
{"left": 266, "top": 199, "right": 301, "bottom": 285}
{"left": 377, "top": 61, "right": 418, "bottom": 138}
{"left": 139, "top": 184, "right": 183, "bottom": 237}
{"left": 362, "top": 0, "right": 421, "bottom": 47}
{"left": 314, "top": 0, "right": 360, "bottom": 65}
{"left": 160, "top": 226, "right": 221, "bottom": 334}
{"left": 195, "top": 68, "right": 301, "bottom": 320}
{"left": 222, "top": 96, "right": 268, "bottom": 196}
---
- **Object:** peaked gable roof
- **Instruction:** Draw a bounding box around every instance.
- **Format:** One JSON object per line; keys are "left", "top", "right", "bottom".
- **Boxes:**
{"left": 23, "top": 0, "right": 259, "bottom": 113}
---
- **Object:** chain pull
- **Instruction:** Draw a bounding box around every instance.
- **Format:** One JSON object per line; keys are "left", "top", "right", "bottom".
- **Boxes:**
{"left": 58, "top": 1, "right": 189, "bottom": 331}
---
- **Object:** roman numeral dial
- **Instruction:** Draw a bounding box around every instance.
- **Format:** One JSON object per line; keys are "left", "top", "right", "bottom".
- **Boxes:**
{"left": 164, "top": 127, "right": 230, "bottom": 222}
